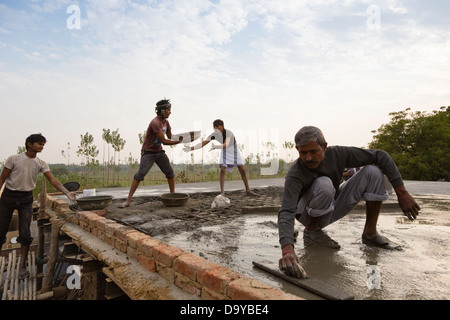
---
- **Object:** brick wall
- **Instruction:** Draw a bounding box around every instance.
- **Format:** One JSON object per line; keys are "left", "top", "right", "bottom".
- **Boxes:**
{"left": 45, "top": 194, "right": 301, "bottom": 300}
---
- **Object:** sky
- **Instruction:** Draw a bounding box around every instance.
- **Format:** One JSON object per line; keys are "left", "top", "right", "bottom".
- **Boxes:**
{"left": 1, "top": 0, "right": 449, "bottom": 168}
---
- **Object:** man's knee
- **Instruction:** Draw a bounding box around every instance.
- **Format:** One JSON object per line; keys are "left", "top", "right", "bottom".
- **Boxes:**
{"left": 350, "top": 165, "right": 388, "bottom": 202}
{"left": 165, "top": 171, "right": 175, "bottom": 179}
{"left": 307, "top": 177, "right": 335, "bottom": 217}
{"left": 313, "top": 177, "right": 335, "bottom": 199}
{"left": 361, "top": 165, "right": 384, "bottom": 180}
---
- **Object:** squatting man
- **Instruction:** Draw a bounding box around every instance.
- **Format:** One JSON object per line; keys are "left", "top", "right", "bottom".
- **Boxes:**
{"left": 278, "top": 126, "right": 420, "bottom": 279}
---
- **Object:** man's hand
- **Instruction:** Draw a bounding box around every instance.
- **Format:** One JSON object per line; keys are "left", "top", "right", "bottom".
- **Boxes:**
{"left": 395, "top": 185, "right": 420, "bottom": 221}
{"left": 209, "top": 144, "right": 221, "bottom": 151}
{"left": 66, "top": 191, "right": 78, "bottom": 204}
{"left": 279, "top": 244, "right": 307, "bottom": 279}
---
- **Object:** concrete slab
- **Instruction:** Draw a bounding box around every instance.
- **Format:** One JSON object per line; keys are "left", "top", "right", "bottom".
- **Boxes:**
{"left": 51, "top": 178, "right": 450, "bottom": 300}
{"left": 93, "top": 179, "right": 450, "bottom": 199}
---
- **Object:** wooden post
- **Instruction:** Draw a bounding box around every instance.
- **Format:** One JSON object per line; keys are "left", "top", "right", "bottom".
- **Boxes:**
{"left": 36, "top": 179, "right": 47, "bottom": 291}
{"left": 41, "top": 219, "right": 64, "bottom": 293}
{"left": 38, "top": 179, "right": 47, "bottom": 219}
{"left": 2, "top": 252, "right": 12, "bottom": 300}
{"left": 31, "top": 251, "right": 36, "bottom": 300}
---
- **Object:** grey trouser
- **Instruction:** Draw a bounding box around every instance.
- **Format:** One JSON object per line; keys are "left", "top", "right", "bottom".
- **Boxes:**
{"left": 134, "top": 150, "right": 175, "bottom": 181}
{"left": 296, "top": 165, "right": 389, "bottom": 229}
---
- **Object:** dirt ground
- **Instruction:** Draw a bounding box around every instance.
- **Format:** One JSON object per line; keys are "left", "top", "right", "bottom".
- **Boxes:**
{"left": 105, "top": 187, "right": 450, "bottom": 300}
{"left": 105, "top": 186, "right": 283, "bottom": 237}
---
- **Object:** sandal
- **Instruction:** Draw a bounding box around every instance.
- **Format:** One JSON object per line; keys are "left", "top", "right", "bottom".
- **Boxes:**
{"left": 362, "top": 233, "right": 402, "bottom": 251}
{"left": 304, "top": 229, "right": 341, "bottom": 249}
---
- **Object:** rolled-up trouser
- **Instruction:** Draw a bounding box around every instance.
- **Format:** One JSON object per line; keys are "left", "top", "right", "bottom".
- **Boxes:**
{"left": 134, "top": 150, "right": 175, "bottom": 181}
{"left": 0, "top": 188, "right": 34, "bottom": 247}
{"left": 296, "top": 165, "right": 389, "bottom": 229}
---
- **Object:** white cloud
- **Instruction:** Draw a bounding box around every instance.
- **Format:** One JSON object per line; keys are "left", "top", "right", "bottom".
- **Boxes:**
{"left": 0, "top": 0, "right": 449, "bottom": 164}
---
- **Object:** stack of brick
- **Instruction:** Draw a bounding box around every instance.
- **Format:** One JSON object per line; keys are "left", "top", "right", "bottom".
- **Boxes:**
{"left": 44, "top": 194, "right": 301, "bottom": 300}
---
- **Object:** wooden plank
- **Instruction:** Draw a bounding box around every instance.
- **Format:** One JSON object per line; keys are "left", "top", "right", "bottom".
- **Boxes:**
{"left": 252, "top": 261, "right": 354, "bottom": 300}
{"left": 102, "top": 267, "right": 133, "bottom": 300}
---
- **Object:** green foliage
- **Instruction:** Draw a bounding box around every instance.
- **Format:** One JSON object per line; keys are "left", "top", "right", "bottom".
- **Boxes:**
{"left": 33, "top": 170, "right": 102, "bottom": 199}
{"left": 369, "top": 106, "right": 450, "bottom": 181}
{"left": 77, "top": 132, "right": 100, "bottom": 168}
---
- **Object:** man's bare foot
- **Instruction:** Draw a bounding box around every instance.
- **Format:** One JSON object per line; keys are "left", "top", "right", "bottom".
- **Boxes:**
{"left": 119, "top": 201, "right": 130, "bottom": 208}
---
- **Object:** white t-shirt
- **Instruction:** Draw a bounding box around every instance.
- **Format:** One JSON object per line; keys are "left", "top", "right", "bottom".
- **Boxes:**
{"left": 4, "top": 153, "right": 50, "bottom": 191}
{"left": 207, "top": 129, "right": 243, "bottom": 168}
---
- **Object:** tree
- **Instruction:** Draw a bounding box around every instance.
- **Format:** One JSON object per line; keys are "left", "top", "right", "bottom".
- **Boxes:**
{"left": 61, "top": 142, "right": 71, "bottom": 166}
{"left": 282, "top": 141, "right": 295, "bottom": 163}
{"left": 110, "top": 129, "right": 126, "bottom": 184}
{"left": 77, "top": 132, "right": 99, "bottom": 180}
{"left": 102, "top": 129, "right": 112, "bottom": 182}
{"left": 138, "top": 131, "right": 146, "bottom": 145}
{"left": 369, "top": 106, "right": 449, "bottom": 181}
{"left": 17, "top": 146, "right": 26, "bottom": 154}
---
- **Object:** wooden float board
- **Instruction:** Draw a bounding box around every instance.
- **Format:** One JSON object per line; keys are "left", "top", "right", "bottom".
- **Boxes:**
{"left": 252, "top": 261, "right": 354, "bottom": 300}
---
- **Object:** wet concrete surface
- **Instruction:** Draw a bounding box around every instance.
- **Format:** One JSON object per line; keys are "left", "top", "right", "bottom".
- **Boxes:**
{"left": 69, "top": 179, "right": 450, "bottom": 300}
{"left": 154, "top": 199, "right": 449, "bottom": 300}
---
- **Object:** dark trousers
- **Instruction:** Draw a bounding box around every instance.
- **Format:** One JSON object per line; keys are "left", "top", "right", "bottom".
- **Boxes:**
{"left": 0, "top": 188, "right": 34, "bottom": 247}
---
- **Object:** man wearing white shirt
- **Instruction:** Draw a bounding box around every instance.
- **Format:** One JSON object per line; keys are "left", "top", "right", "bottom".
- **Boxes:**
{"left": 185, "top": 119, "right": 257, "bottom": 196}
{"left": 0, "top": 134, "right": 77, "bottom": 278}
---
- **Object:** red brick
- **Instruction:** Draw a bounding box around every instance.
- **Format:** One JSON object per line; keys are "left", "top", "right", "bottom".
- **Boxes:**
{"left": 198, "top": 266, "right": 243, "bottom": 294}
{"left": 96, "top": 218, "right": 116, "bottom": 231}
{"left": 136, "top": 236, "right": 164, "bottom": 257}
{"left": 54, "top": 199, "right": 69, "bottom": 212}
{"left": 157, "top": 263, "right": 175, "bottom": 283}
{"left": 175, "top": 273, "right": 202, "bottom": 296}
{"left": 114, "top": 225, "right": 136, "bottom": 242}
{"left": 153, "top": 245, "right": 184, "bottom": 267}
{"left": 114, "top": 239, "right": 128, "bottom": 253}
{"left": 65, "top": 213, "right": 79, "bottom": 225}
{"left": 104, "top": 233, "right": 115, "bottom": 247}
{"left": 127, "top": 246, "right": 138, "bottom": 261}
{"left": 88, "top": 215, "right": 106, "bottom": 227}
{"left": 79, "top": 221, "right": 87, "bottom": 230}
{"left": 97, "top": 230, "right": 106, "bottom": 241}
{"left": 104, "top": 221, "right": 122, "bottom": 235}
{"left": 138, "top": 254, "right": 156, "bottom": 272}
{"left": 90, "top": 227, "right": 98, "bottom": 237}
{"left": 126, "top": 231, "right": 148, "bottom": 249}
{"left": 91, "top": 209, "right": 107, "bottom": 216}
{"left": 172, "top": 253, "right": 218, "bottom": 282}
{"left": 79, "top": 211, "right": 98, "bottom": 222}
{"left": 227, "top": 278, "right": 287, "bottom": 300}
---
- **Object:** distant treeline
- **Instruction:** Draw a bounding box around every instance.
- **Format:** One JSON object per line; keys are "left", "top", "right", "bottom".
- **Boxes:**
{"left": 369, "top": 106, "right": 449, "bottom": 181}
